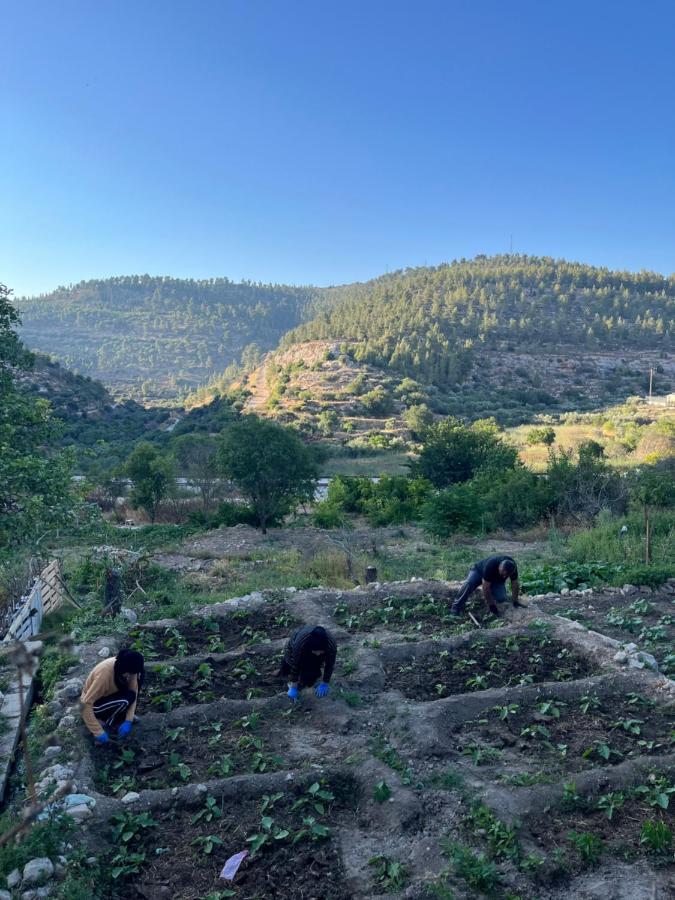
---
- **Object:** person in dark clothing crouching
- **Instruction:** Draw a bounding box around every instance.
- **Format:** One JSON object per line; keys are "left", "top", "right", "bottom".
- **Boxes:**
{"left": 80, "top": 649, "right": 145, "bottom": 744}
{"left": 450, "top": 555, "right": 526, "bottom": 617}
{"left": 278, "top": 625, "right": 337, "bottom": 700}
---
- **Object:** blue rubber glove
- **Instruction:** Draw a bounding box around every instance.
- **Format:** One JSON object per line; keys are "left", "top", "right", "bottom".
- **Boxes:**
{"left": 315, "top": 682, "right": 329, "bottom": 698}
{"left": 287, "top": 685, "right": 299, "bottom": 700}
{"left": 118, "top": 721, "right": 132, "bottom": 739}
{"left": 94, "top": 731, "right": 109, "bottom": 745}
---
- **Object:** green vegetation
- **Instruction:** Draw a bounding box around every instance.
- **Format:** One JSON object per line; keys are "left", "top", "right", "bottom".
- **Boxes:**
{"left": 218, "top": 416, "right": 320, "bottom": 532}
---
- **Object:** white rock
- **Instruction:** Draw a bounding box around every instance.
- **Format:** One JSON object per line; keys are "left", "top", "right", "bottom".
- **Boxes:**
{"left": 98, "top": 646, "right": 112, "bottom": 658}
{"left": 7, "top": 869, "right": 21, "bottom": 889}
{"left": 21, "top": 892, "right": 37, "bottom": 900}
{"left": 0, "top": 890, "right": 11, "bottom": 900}
{"left": 36, "top": 889, "right": 52, "bottom": 898}
{"left": 286, "top": 586, "right": 297, "bottom": 593}
{"left": 85, "top": 858, "right": 97, "bottom": 867}
{"left": 624, "top": 643, "right": 639, "bottom": 653}
{"left": 121, "top": 791, "right": 140, "bottom": 804}
{"left": 58, "top": 715, "right": 75, "bottom": 728}
{"left": 196, "top": 783, "right": 207, "bottom": 794}
{"left": 65, "top": 805, "right": 92, "bottom": 822}
{"left": 560, "top": 588, "right": 570, "bottom": 595}
{"left": 613, "top": 651, "right": 628, "bottom": 664}
{"left": 43, "top": 746, "right": 62, "bottom": 760}
{"left": 121, "top": 608, "right": 138, "bottom": 624}
{"left": 46, "top": 701, "right": 63, "bottom": 716}
{"left": 22, "top": 858, "right": 54, "bottom": 887}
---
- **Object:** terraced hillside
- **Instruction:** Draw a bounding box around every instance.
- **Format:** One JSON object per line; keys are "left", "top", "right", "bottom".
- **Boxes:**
{"left": 25, "top": 578, "right": 675, "bottom": 899}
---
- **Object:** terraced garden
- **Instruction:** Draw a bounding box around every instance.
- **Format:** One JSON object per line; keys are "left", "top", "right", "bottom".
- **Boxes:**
{"left": 25, "top": 580, "right": 675, "bottom": 898}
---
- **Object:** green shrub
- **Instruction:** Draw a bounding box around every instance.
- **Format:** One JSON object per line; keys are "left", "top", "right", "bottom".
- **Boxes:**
{"left": 213, "top": 501, "right": 259, "bottom": 527}
{"left": 312, "top": 502, "right": 346, "bottom": 529}
{"left": 422, "top": 483, "right": 488, "bottom": 537}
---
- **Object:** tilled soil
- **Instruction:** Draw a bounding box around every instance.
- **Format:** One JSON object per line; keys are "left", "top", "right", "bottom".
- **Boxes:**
{"left": 145, "top": 655, "right": 282, "bottom": 707}
{"left": 111, "top": 776, "right": 360, "bottom": 900}
{"left": 385, "top": 633, "right": 598, "bottom": 701}
{"left": 130, "top": 606, "right": 300, "bottom": 659}
{"left": 333, "top": 592, "right": 498, "bottom": 636}
{"left": 454, "top": 693, "right": 675, "bottom": 778}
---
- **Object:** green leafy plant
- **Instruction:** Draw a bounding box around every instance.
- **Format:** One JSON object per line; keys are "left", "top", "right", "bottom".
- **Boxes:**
{"left": 195, "top": 661, "right": 214, "bottom": 686}
{"left": 596, "top": 791, "right": 625, "bottom": 820}
{"left": 293, "top": 816, "right": 330, "bottom": 844}
{"left": 260, "top": 791, "right": 284, "bottom": 813}
{"left": 246, "top": 816, "right": 290, "bottom": 856}
{"left": 111, "top": 811, "right": 157, "bottom": 845}
{"left": 441, "top": 841, "right": 499, "bottom": 893}
{"left": 634, "top": 775, "right": 675, "bottom": 810}
{"left": 191, "top": 795, "right": 223, "bottom": 824}
{"left": 639, "top": 820, "right": 672, "bottom": 854}
{"left": 567, "top": 831, "right": 604, "bottom": 866}
{"left": 466, "top": 804, "right": 519, "bottom": 860}
{"left": 466, "top": 674, "right": 489, "bottom": 690}
{"left": 373, "top": 780, "right": 392, "bottom": 803}
{"left": 291, "top": 782, "right": 335, "bottom": 815}
{"left": 369, "top": 855, "right": 408, "bottom": 892}
{"left": 168, "top": 752, "right": 191, "bottom": 781}
{"left": 111, "top": 848, "right": 146, "bottom": 880}
{"left": 462, "top": 744, "right": 502, "bottom": 766}
{"left": 493, "top": 703, "right": 519, "bottom": 720}
{"left": 233, "top": 658, "right": 260, "bottom": 680}
{"left": 612, "top": 718, "right": 643, "bottom": 735}
{"left": 165, "top": 726, "right": 185, "bottom": 743}
{"left": 538, "top": 699, "right": 564, "bottom": 718}
{"left": 191, "top": 834, "right": 224, "bottom": 855}
{"left": 579, "top": 693, "right": 600, "bottom": 713}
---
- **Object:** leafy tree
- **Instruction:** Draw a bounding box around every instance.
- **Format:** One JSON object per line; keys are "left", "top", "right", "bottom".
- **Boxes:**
{"left": 526, "top": 426, "right": 556, "bottom": 446}
{"left": 317, "top": 408, "right": 339, "bottom": 437}
{"left": 171, "top": 433, "right": 221, "bottom": 510}
{"left": 414, "top": 418, "right": 518, "bottom": 487}
{"left": 125, "top": 442, "right": 175, "bottom": 523}
{"left": 422, "top": 483, "right": 488, "bottom": 537}
{"left": 402, "top": 404, "right": 433, "bottom": 439}
{"left": 217, "top": 415, "right": 318, "bottom": 533}
{"left": 0, "top": 283, "right": 74, "bottom": 548}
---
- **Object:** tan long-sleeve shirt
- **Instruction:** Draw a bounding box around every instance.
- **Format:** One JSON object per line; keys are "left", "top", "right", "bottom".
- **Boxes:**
{"left": 79, "top": 657, "right": 139, "bottom": 737}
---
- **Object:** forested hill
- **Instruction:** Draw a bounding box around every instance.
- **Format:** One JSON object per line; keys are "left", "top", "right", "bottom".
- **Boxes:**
{"left": 16, "top": 275, "right": 329, "bottom": 401}
{"left": 281, "top": 256, "right": 674, "bottom": 387}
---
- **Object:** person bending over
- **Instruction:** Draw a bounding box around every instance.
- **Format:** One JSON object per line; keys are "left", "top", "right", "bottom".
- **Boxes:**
{"left": 80, "top": 649, "right": 145, "bottom": 744}
{"left": 451, "top": 556, "right": 526, "bottom": 617}
{"left": 279, "top": 625, "right": 337, "bottom": 700}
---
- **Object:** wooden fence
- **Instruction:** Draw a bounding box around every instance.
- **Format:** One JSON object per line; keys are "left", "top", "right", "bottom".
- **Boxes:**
{"left": 2, "top": 560, "right": 80, "bottom": 643}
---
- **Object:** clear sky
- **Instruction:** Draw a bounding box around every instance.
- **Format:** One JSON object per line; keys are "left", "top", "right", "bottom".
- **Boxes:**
{"left": 3, "top": 0, "right": 675, "bottom": 297}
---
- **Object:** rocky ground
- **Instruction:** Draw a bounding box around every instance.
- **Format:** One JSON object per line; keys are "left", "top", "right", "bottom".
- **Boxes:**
{"left": 5, "top": 576, "right": 674, "bottom": 899}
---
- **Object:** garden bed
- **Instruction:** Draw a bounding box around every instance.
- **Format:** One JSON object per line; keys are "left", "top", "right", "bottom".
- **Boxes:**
{"left": 524, "top": 772, "right": 675, "bottom": 880}
{"left": 107, "top": 774, "right": 361, "bottom": 899}
{"left": 543, "top": 590, "right": 675, "bottom": 676}
{"left": 93, "top": 710, "right": 291, "bottom": 796}
{"left": 455, "top": 690, "right": 675, "bottom": 779}
{"left": 384, "top": 627, "right": 598, "bottom": 701}
{"left": 129, "top": 606, "right": 299, "bottom": 659}
{"left": 333, "top": 593, "right": 498, "bottom": 637}
{"left": 145, "top": 655, "right": 282, "bottom": 708}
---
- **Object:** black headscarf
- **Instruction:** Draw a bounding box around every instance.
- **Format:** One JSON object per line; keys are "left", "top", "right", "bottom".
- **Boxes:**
{"left": 305, "top": 626, "right": 329, "bottom": 653}
{"left": 114, "top": 649, "right": 145, "bottom": 692}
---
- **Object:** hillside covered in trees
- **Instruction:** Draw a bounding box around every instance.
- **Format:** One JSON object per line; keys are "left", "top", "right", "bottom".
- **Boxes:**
{"left": 17, "top": 257, "right": 675, "bottom": 409}
{"left": 16, "top": 275, "right": 331, "bottom": 400}
{"left": 283, "top": 255, "right": 674, "bottom": 384}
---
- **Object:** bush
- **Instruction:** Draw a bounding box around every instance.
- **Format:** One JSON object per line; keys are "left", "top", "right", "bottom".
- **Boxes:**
{"left": 312, "top": 501, "right": 346, "bottom": 529}
{"left": 213, "top": 501, "right": 259, "bottom": 527}
{"left": 472, "top": 467, "right": 553, "bottom": 530}
{"left": 422, "top": 484, "right": 488, "bottom": 537}
{"left": 526, "top": 426, "right": 555, "bottom": 446}
{"left": 414, "top": 418, "right": 518, "bottom": 488}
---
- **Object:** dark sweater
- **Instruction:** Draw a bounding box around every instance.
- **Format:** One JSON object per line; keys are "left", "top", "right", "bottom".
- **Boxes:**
{"left": 279, "top": 626, "right": 337, "bottom": 684}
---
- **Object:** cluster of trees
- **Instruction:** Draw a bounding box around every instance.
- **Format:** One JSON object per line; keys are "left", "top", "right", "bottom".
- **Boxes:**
{"left": 0, "top": 284, "right": 74, "bottom": 550}
{"left": 284, "top": 255, "right": 674, "bottom": 387}
{"left": 18, "top": 275, "right": 331, "bottom": 400}
{"left": 117, "top": 415, "right": 320, "bottom": 533}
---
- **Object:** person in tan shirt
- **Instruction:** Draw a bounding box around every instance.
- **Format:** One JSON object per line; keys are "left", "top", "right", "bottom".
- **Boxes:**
{"left": 80, "top": 649, "right": 145, "bottom": 744}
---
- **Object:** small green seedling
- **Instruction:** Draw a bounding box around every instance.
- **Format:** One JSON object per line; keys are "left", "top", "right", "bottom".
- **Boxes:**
{"left": 111, "top": 811, "right": 157, "bottom": 845}
{"left": 373, "top": 780, "right": 392, "bottom": 803}
{"left": 596, "top": 791, "right": 625, "bottom": 820}
{"left": 639, "top": 820, "right": 672, "bottom": 854}
{"left": 165, "top": 726, "right": 185, "bottom": 743}
{"left": 191, "top": 795, "right": 223, "bottom": 824}
{"left": 634, "top": 775, "right": 675, "bottom": 810}
{"left": 494, "top": 703, "right": 519, "bottom": 720}
{"left": 538, "top": 699, "right": 564, "bottom": 718}
{"left": 568, "top": 831, "right": 603, "bottom": 865}
{"left": 579, "top": 693, "right": 600, "bottom": 713}
{"left": 368, "top": 855, "right": 407, "bottom": 892}
{"left": 191, "top": 834, "right": 224, "bottom": 855}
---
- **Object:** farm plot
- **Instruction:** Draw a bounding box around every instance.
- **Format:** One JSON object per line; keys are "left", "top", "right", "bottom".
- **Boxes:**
{"left": 542, "top": 588, "right": 675, "bottom": 676}
{"left": 453, "top": 689, "right": 675, "bottom": 781}
{"left": 333, "top": 592, "right": 498, "bottom": 638}
{"left": 383, "top": 623, "right": 598, "bottom": 701}
{"left": 128, "top": 605, "right": 299, "bottom": 659}
{"left": 107, "top": 773, "right": 361, "bottom": 900}
{"left": 37, "top": 580, "right": 675, "bottom": 899}
{"left": 144, "top": 653, "right": 281, "bottom": 708}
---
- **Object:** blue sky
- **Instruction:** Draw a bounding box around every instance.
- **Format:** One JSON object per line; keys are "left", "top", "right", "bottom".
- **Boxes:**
{"left": 3, "top": 0, "right": 675, "bottom": 296}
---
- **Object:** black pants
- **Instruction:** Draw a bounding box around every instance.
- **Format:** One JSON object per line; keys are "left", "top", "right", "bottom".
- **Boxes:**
{"left": 451, "top": 568, "right": 507, "bottom": 614}
{"left": 92, "top": 687, "right": 136, "bottom": 731}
